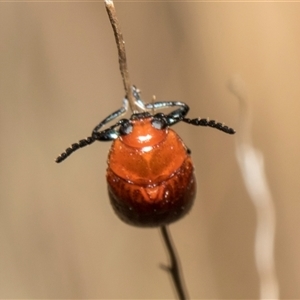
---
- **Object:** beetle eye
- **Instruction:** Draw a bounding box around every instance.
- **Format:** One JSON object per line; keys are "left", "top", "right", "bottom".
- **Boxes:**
{"left": 119, "top": 120, "right": 133, "bottom": 135}
{"left": 152, "top": 113, "right": 167, "bottom": 130}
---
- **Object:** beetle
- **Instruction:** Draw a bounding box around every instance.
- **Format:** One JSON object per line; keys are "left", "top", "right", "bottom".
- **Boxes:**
{"left": 56, "top": 86, "right": 235, "bottom": 227}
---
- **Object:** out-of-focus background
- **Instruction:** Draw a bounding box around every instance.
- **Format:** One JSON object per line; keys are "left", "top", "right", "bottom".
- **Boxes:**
{"left": 1, "top": 1, "right": 300, "bottom": 299}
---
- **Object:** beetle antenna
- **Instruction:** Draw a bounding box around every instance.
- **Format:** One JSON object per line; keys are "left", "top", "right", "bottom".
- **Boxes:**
{"left": 55, "top": 136, "right": 96, "bottom": 163}
{"left": 182, "top": 117, "right": 236, "bottom": 134}
{"left": 105, "top": 0, "right": 140, "bottom": 113}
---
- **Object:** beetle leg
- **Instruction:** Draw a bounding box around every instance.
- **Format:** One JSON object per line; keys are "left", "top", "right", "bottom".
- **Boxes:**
{"left": 131, "top": 86, "right": 147, "bottom": 111}
{"left": 92, "top": 118, "right": 132, "bottom": 140}
{"left": 144, "top": 101, "right": 190, "bottom": 126}
{"left": 92, "top": 98, "right": 129, "bottom": 134}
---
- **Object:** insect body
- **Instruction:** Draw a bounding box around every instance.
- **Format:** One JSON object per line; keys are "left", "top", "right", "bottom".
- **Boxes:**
{"left": 107, "top": 112, "right": 196, "bottom": 227}
{"left": 56, "top": 87, "right": 235, "bottom": 227}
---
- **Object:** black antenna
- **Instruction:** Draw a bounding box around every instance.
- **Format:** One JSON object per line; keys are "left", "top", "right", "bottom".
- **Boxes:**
{"left": 182, "top": 117, "right": 235, "bottom": 134}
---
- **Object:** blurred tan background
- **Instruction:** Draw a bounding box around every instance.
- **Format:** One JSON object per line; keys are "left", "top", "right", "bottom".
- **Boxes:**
{"left": 1, "top": 1, "right": 300, "bottom": 299}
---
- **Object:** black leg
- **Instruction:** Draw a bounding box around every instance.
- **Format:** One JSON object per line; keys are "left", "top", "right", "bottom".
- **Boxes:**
{"left": 92, "top": 99, "right": 128, "bottom": 134}
{"left": 144, "top": 101, "right": 190, "bottom": 126}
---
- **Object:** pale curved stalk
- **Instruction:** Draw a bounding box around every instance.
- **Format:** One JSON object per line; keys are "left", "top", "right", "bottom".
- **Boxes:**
{"left": 228, "top": 75, "right": 279, "bottom": 299}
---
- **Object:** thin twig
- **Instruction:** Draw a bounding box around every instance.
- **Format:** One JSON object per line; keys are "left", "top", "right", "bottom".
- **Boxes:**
{"left": 104, "top": 0, "right": 138, "bottom": 112}
{"left": 160, "top": 225, "right": 188, "bottom": 300}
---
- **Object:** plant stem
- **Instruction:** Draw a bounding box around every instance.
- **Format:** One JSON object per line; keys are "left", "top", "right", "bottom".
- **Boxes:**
{"left": 104, "top": 0, "right": 138, "bottom": 113}
{"left": 160, "top": 225, "right": 188, "bottom": 300}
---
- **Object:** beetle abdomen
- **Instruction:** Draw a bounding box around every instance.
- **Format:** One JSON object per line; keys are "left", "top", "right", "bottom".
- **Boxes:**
{"left": 107, "top": 157, "right": 196, "bottom": 227}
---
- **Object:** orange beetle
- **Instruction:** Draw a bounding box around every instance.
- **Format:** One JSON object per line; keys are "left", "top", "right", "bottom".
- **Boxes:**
{"left": 56, "top": 86, "right": 235, "bottom": 227}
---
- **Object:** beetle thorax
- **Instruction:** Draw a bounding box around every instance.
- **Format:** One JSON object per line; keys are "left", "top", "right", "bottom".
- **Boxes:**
{"left": 120, "top": 118, "right": 167, "bottom": 149}
{"left": 107, "top": 124, "right": 188, "bottom": 185}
